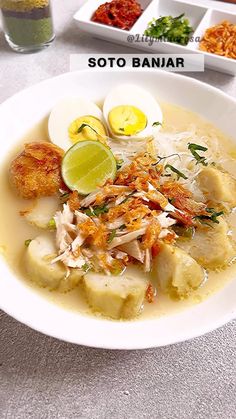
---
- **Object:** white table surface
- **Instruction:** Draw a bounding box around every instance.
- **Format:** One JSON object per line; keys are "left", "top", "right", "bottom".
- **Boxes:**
{"left": 0, "top": 1, "right": 236, "bottom": 418}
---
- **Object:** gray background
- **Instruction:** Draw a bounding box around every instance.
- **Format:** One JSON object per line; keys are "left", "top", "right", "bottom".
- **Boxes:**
{"left": 0, "top": 1, "right": 236, "bottom": 418}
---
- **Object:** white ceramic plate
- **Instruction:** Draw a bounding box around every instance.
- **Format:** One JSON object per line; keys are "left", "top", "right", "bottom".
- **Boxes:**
{"left": 74, "top": 0, "right": 236, "bottom": 75}
{"left": 0, "top": 69, "right": 236, "bottom": 349}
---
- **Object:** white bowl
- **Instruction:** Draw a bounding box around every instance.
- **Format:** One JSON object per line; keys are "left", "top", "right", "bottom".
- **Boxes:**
{"left": 0, "top": 70, "right": 236, "bottom": 349}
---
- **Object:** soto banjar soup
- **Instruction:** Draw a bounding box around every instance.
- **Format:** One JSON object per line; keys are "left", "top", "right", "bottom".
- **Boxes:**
{"left": 1, "top": 84, "right": 236, "bottom": 321}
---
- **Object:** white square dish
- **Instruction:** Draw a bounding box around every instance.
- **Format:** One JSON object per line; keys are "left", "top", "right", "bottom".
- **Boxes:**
{"left": 74, "top": 0, "right": 236, "bottom": 75}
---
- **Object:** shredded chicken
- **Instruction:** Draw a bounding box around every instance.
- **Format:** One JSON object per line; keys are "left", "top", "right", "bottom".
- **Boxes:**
{"left": 108, "top": 227, "right": 147, "bottom": 250}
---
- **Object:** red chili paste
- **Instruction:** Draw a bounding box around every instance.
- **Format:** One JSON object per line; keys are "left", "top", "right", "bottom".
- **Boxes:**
{"left": 92, "top": 0, "right": 142, "bottom": 30}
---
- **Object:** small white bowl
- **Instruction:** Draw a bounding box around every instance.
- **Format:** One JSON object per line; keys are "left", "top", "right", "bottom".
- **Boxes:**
{"left": 0, "top": 69, "right": 236, "bottom": 349}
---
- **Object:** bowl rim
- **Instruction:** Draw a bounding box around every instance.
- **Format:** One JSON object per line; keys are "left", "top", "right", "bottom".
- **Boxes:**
{"left": 0, "top": 68, "right": 236, "bottom": 350}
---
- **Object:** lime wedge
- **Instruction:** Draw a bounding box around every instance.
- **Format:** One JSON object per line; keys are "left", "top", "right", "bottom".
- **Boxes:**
{"left": 61, "top": 140, "right": 117, "bottom": 195}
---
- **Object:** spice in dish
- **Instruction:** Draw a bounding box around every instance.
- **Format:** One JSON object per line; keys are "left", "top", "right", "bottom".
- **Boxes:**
{"left": 91, "top": 0, "right": 142, "bottom": 31}
{"left": 144, "top": 14, "right": 193, "bottom": 46}
{"left": 0, "top": 0, "right": 54, "bottom": 48}
{"left": 199, "top": 20, "right": 236, "bottom": 60}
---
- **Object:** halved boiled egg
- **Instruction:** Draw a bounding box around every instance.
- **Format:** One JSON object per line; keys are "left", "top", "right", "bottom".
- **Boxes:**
{"left": 48, "top": 98, "right": 107, "bottom": 151}
{"left": 103, "top": 84, "right": 163, "bottom": 140}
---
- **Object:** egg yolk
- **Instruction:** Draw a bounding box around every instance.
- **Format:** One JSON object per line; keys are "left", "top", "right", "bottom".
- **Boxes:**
{"left": 68, "top": 116, "right": 107, "bottom": 144}
{"left": 108, "top": 106, "right": 147, "bottom": 136}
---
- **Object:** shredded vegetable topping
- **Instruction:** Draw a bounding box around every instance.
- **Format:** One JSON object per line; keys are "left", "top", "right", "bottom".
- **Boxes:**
{"left": 199, "top": 20, "right": 236, "bottom": 60}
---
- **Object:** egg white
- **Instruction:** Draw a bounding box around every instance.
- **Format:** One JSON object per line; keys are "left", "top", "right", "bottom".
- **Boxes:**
{"left": 48, "top": 97, "right": 106, "bottom": 151}
{"left": 103, "top": 84, "right": 163, "bottom": 140}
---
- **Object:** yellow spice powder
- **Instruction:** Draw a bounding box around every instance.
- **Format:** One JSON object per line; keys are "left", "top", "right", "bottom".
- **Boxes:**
{"left": 0, "top": 0, "right": 49, "bottom": 11}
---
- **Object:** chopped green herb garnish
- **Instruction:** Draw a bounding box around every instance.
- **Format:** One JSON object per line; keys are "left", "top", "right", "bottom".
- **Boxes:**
{"left": 48, "top": 218, "right": 56, "bottom": 229}
{"left": 206, "top": 208, "right": 224, "bottom": 223}
{"left": 174, "top": 225, "right": 195, "bottom": 239}
{"left": 121, "top": 191, "right": 136, "bottom": 204}
{"left": 116, "top": 159, "right": 124, "bottom": 170}
{"left": 84, "top": 209, "right": 93, "bottom": 216}
{"left": 152, "top": 121, "right": 162, "bottom": 127}
{"left": 188, "top": 143, "right": 208, "bottom": 166}
{"left": 77, "top": 123, "right": 98, "bottom": 135}
{"left": 152, "top": 153, "right": 180, "bottom": 166}
{"left": 84, "top": 204, "right": 109, "bottom": 217}
{"left": 195, "top": 208, "right": 224, "bottom": 225}
{"left": 144, "top": 14, "right": 193, "bottom": 46}
{"left": 82, "top": 263, "right": 90, "bottom": 273}
{"left": 92, "top": 204, "right": 108, "bottom": 216}
{"left": 60, "top": 193, "right": 70, "bottom": 203}
{"left": 108, "top": 229, "right": 116, "bottom": 243}
{"left": 24, "top": 239, "right": 32, "bottom": 247}
{"left": 165, "top": 164, "right": 188, "bottom": 180}
{"left": 110, "top": 260, "right": 125, "bottom": 276}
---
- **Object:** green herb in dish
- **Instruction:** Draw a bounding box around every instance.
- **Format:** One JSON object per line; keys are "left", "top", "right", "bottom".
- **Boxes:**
{"left": 60, "top": 192, "right": 70, "bottom": 204}
{"left": 77, "top": 123, "right": 98, "bottom": 135}
{"left": 152, "top": 121, "right": 162, "bottom": 127}
{"left": 116, "top": 158, "right": 124, "bottom": 170}
{"left": 173, "top": 226, "right": 195, "bottom": 239}
{"left": 188, "top": 143, "right": 208, "bottom": 166}
{"left": 47, "top": 218, "right": 56, "bottom": 230}
{"left": 195, "top": 208, "right": 224, "bottom": 225}
{"left": 165, "top": 164, "right": 188, "bottom": 180}
{"left": 82, "top": 263, "right": 90, "bottom": 273}
{"left": 144, "top": 14, "right": 193, "bottom": 46}
{"left": 84, "top": 204, "right": 109, "bottom": 217}
{"left": 24, "top": 239, "right": 32, "bottom": 247}
{"left": 108, "top": 229, "right": 117, "bottom": 244}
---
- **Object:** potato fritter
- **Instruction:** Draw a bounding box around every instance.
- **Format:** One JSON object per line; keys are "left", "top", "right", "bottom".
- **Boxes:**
{"left": 10, "top": 142, "right": 65, "bottom": 199}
